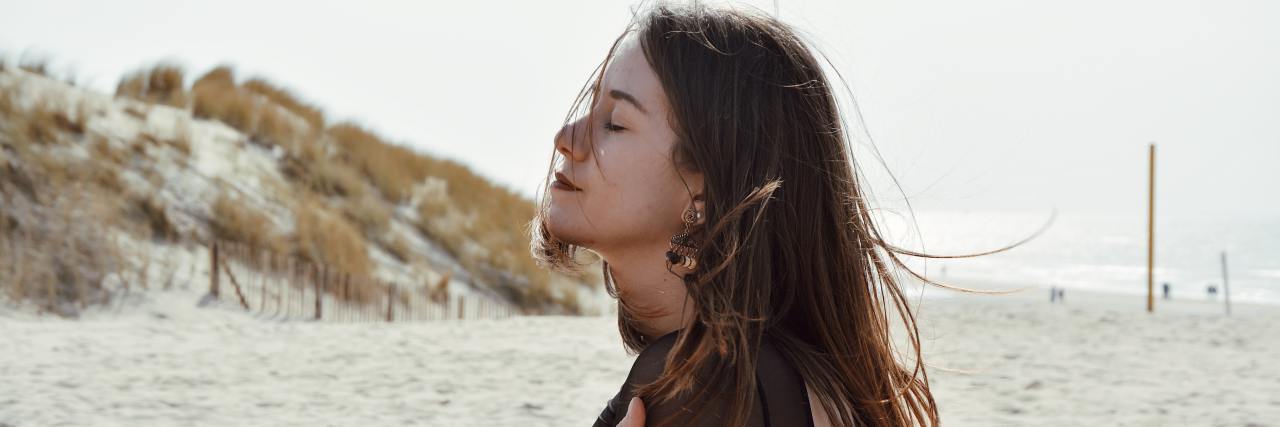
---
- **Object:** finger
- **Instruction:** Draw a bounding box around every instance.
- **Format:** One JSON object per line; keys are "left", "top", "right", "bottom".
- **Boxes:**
{"left": 619, "top": 396, "right": 646, "bottom": 426}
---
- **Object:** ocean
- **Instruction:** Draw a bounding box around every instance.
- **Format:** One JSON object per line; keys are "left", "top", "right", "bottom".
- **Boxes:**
{"left": 878, "top": 210, "right": 1280, "bottom": 305}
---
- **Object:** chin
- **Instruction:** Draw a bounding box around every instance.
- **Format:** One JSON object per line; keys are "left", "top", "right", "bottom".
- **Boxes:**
{"left": 545, "top": 208, "right": 590, "bottom": 248}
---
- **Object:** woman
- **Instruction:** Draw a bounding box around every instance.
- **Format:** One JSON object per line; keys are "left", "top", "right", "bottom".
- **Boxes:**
{"left": 531, "top": 3, "right": 951, "bottom": 426}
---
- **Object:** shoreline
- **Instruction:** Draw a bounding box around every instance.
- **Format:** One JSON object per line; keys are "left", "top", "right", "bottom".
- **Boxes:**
{"left": 907, "top": 277, "right": 1280, "bottom": 311}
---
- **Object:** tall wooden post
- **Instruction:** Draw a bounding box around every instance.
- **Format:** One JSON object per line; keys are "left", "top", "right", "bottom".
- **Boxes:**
{"left": 1221, "top": 251, "right": 1232, "bottom": 316}
{"left": 1147, "top": 143, "right": 1156, "bottom": 313}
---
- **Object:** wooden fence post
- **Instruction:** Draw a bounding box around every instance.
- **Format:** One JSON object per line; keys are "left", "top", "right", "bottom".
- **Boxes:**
{"left": 300, "top": 263, "right": 309, "bottom": 318}
{"left": 220, "top": 253, "right": 250, "bottom": 310}
{"left": 285, "top": 257, "right": 293, "bottom": 317}
{"left": 315, "top": 264, "right": 324, "bottom": 321}
{"left": 386, "top": 282, "right": 396, "bottom": 322}
{"left": 259, "top": 250, "right": 268, "bottom": 315}
{"left": 209, "top": 240, "right": 220, "bottom": 298}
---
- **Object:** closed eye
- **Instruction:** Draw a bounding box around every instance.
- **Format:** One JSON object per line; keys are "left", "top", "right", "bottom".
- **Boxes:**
{"left": 604, "top": 121, "right": 626, "bottom": 132}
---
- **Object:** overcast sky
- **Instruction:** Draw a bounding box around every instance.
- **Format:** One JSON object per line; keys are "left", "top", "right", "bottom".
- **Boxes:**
{"left": 3, "top": 0, "right": 1276, "bottom": 218}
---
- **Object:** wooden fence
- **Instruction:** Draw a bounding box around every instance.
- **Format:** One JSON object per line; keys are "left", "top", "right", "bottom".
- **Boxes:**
{"left": 208, "top": 239, "right": 518, "bottom": 322}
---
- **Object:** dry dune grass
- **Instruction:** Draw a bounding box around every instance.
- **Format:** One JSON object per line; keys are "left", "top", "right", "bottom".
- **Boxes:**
{"left": 167, "top": 67, "right": 389, "bottom": 282}
{"left": 280, "top": 141, "right": 366, "bottom": 199}
{"left": 326, "top": 122, "right": 575, "bottom": 312}
{"left": 0, "top": 89, "right": 104, "bottom": 194}
{"left": 126, "top": 193, "right": 180, "bottom": 242}
{"left": 210, "top": 192, "right": 287, "bottom": 254}
{"left": 2, "top": 61, "right": 590, "bottom": 315}
{"left": 412, "top": 171, "right": 560, "bottom": 311}
{"left": 328, "top": 123, "right": 421, "bottom": 202}
{"left": 293, "top": 196, "right": 372, "bottom": 277}
{"left": 0, "top": 71, "right": 242, "bottom": 314}
{"left": 334, "top": 124, "right": 585, "bottom": 312}
{"left": 0, "top": 190, "right": 123, "bottom": 317}
{"left": 241, "top": 78, "right": 325, "bottom": 130}
{"left": 136, "top": 125, "right": 192, "bottom": 158}
{"left": 186, "top": 68, "right": 371, "bottom": 201}
{"left": 191, "top": 66, "right": 265, "bottom": 135}
{"left": 382, "top": 234, "right": 413, "bottom": 263}
{"left": 115, "top": 64, "right": 187, "bottom": 108}
{"left": 0, "top": 82, "right": 135, "bottom": 315}
{"left": 252, "top": 104, "right": 306, "bottom": 151}
{"left": 341, "top": 193, "right": 391, "bottom": 236}
{"left": 189, "top": 66, "right": 321, "bottom": 155}
{"left": 5, "top": 96, "right": 89, "bottom": 146}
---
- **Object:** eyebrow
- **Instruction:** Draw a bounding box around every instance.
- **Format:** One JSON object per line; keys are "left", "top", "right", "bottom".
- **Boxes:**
{"left": 608, "top": 89, "right": 648, "bottom": 115}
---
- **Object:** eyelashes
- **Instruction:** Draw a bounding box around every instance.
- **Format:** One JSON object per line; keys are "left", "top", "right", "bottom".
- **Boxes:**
{"left": 603, "top": 121, "right": 626, "bottom": 132}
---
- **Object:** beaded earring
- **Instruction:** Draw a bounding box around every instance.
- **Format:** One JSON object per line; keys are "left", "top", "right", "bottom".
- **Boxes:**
{"left": 665, "top": 207, "right": 701, "bottom": 272}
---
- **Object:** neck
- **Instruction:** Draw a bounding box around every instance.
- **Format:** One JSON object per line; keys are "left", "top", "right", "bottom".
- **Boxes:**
{"left": 600, "top": 240, "right": 696, "bottom": 342}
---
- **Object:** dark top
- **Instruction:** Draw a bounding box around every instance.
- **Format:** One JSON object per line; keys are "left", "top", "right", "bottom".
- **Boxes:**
{"left": 593, "top": 329, "right": 814, "bottom": 427}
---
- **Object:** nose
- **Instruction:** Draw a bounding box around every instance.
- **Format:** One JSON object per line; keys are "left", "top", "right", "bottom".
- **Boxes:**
{"left": 554, "top": 116, "right": 589, "bottom": 163}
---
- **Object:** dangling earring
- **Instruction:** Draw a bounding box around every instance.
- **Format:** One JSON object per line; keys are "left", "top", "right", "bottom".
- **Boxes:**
{"left": 665, "top": 207, "right": 701, "bottom": 272}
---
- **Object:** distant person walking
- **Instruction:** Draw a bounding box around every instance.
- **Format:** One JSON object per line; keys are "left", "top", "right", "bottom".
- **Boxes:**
{"left": 1162, "top": 282, "right": 1171, "bottom": 300}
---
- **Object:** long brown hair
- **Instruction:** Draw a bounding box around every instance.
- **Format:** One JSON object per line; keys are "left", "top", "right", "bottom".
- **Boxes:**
{"left": 530, "top": 2, "right": 1024, "bottom": 426}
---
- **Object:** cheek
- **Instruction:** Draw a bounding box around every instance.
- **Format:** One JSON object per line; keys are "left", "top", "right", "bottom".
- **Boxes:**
{"left": 585, "top": 147, "right": 684, "bottom": 239}
{"left": 549, "top": 130, "right": 687, "bottom": 247}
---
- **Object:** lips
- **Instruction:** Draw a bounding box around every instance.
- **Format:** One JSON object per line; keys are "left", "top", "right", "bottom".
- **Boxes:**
{"left": 554, "top": 171, "right": 582, "bottom": 191}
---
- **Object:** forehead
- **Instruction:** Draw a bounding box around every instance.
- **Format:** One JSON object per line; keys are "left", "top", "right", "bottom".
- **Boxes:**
{"left": 599, "top": 35, "right": 667, "bottom": 114}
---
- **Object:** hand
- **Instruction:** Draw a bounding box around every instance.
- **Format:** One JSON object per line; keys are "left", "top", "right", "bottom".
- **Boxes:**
{"left": 617, "top": 396, "right": 647, "bottom": 427}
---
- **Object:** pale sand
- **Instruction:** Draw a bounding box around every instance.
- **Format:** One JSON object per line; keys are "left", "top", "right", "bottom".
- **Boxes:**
{"left": 916, "top": 288, "right": 1279, "bottom": 426}
{"left": 0, "top": 287, "right": 1276, "bottom": 426}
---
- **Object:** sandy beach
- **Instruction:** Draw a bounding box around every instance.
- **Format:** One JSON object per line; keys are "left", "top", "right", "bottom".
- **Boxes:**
{"left": 1, "top": 286, "right": 1276, "bottom": 426}
{"left": 916, "top": 289, "right": 1279, "bottom": 426}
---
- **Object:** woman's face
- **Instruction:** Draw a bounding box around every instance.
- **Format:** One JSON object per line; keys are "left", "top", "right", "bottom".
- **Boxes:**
{"left": 547, "top": 34, "right": 703, "bottom": 256}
